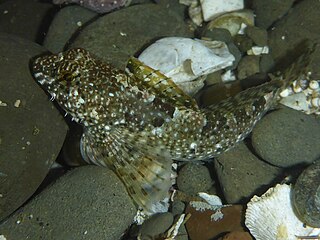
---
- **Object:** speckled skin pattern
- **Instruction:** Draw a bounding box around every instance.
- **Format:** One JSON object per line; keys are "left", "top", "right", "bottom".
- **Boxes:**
{"left": 32, "top": 48, "right": 313, "bottom": 209}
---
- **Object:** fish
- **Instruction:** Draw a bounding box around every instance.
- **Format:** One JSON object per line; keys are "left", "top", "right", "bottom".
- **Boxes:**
{"left": 31, "top": 46, "right": 315, "bottom": 210}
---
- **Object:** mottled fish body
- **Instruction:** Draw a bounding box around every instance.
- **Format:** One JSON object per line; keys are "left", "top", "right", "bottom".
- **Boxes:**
{"left": 32, "top": 47, "right": 314, "bottom": 209}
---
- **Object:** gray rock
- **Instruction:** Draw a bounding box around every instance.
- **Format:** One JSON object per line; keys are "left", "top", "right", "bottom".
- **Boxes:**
{"left": 202, "top": 27, "right": 233, "bottom": 44}
{"left": 0, "top": 33, "right": 67, "bottom": 221}
{"left": 0, "top": 0, "right": 57, "bottom": 43}
{"left": 252, "top": 0, "right": 295, "bottom": 29}
{"left": 215, "top": 142, "right": 282, "bottom": 203}
{"left": 177, "top": 163, "right": 213, "bottom": 195}
{"left": 260, "top": 54, "right": 275, "bottom": 73}
{"left": 233, "top": 34, "right": 253, "bottom": 53}
{"left": 236, "top": 55, "right": 260, "bottom": 80}
{"left": 69, "top": 3, "right": 193, "bottom": 69}
{"left": 245, "top": 26, "right": 268, "bottom": 46}
{"left": 44, "top": 5, "right": 98, "bottom": 53}
{"left": 0, "top": 166, "right": 136, "bottom": 240}
{"left": 171, "top": 200, "right": 185, "bottom": 216}
{"left": 226, "top": 42, "right": 242, "bottom": 70}
{"left": 175, "top": 222, "right": 188, "bottom": 240}
{"left": 268, "top": 0, "right": 320, "bottom": 78}
{"left": 252, "top": 107, "right": 320, "bottom": 168}
{"left": 139, "top": 212, "right": 174, "bottom": 239}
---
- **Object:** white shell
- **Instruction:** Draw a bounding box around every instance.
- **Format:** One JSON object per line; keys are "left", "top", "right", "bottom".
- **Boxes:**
{"left": 279, "top": 78, "right": 320, "bottom": 115}
{"left": 245, "top": 184, "right": 320, "bottom": 240}
{"left": 206, "top": 9, "right": 254, "bottom": 36}
{"left": 200, "top": 0, "right": 244, "bottom": 21}
{"left": 138, "top": 37, "right": 235, "bottom": 95}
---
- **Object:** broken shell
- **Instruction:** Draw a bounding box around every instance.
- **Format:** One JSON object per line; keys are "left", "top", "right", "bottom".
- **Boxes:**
{"left": 200, "top": 0, "right": 244, "bottom": 22}
{"left": 205, "top": 9, "right": 254, "bottom": 36}
{"left": 138, "top": 37, "right": 235, "bottom": 95}
{"left": 245, "top": 184, "right": 320, "bottom": 240}
{"left": 292, "top": 160, "right": 320, "bottom": 228}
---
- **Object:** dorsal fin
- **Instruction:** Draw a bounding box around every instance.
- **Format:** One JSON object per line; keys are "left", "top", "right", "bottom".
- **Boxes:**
{"left": 80, "top": 126, "right": 172, "bottom": 210}
{"left": 126, "top": 57, "right": 198, "bottom": 110}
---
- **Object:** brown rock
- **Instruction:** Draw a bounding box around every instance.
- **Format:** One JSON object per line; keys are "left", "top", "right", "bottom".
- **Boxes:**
{"left": 185, "top": 204, "right": 245, "bottom": 240}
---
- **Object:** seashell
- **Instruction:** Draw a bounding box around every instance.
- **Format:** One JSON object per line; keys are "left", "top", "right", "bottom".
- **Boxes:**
{"left": 138, "top": 37, "right": 235, "bottom": 95}
{"left": 247, "top": 46, "right": 269, "bottom": 56}
{"left": 292, "top": 160, "right": 320, "bottom": 228}
{"left": 245, "top": 184, "right": 320, "bottom": 240}
{"left": 199, "top": 0, "right": 244, "bottom": 22}
{"left": 205, "top": 9, "right": 254, "bottom": 36}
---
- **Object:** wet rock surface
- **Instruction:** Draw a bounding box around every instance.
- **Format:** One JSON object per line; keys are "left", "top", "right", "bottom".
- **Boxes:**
{"left": 1, "top": 0, "right": 320, "bottom": 239}
{"left": 139, "top": 212, "right": 174, "bottom": 239}
{"left": 177, "top": 163, "right": 213, "bottom": 196}
{"left": 0, "top": 166, "right": 136, "bottom": 240}
{"left": 0, "top": 33, "right": 67, "bottom": 221}
{"left": 69, "top": 3, "right": 193, "bottom": 69}
{"left": 252, "top": 107, "right": 320, "bottom": 168}
{"left": 215, "top": 142, "right": 282, "bottom": 203}
{"left": 43, "top": 5, "right": 98, "bottom": 53}
{"left": 252, "top": 0, "right": 295, "bottom": 29}
{"left": 268, "top": 0, "right": 320, "bottom": 78}
{"left": 0, "top": 0, "right": 57, "bottom": 43}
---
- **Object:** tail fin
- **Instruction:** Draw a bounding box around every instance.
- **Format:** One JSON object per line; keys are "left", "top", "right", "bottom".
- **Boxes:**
{"left": 80, "top": 126, "right": 172, "bottom": 210}
{"left": 275, "top": 43, "right": 320, "bottom": 114}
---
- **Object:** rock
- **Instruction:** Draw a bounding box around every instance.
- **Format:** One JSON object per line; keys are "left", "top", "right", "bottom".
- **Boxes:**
{"left": 0, "top": 0, "right": 58, "bottom": 43}
{"left": 259, "top": 54, "right": 275, "bottom": 73}
{"left": 268, "top": 0, "right": 320, "bottom": 78}
{"left": 236, "top": 55, "right": 260, "bottom": 80}
{"left": 202, "top": 27, "right": 233, "bottom": 44}
{"left": 0, "top": 166, "right": 136, "bottom": 239}
{"left": 233, "top": 34, "right": 253, "bottom": 53}
{"left": 69, "top": 3, "right": 193, "bottom": 69}
{"left": 185, "top": 204, "right": 245, "bottom": 240}
{"left": 53, "top": 0, "right": 129, "bottom": 13}
{"left": 252, "top": 0, "right": 295, "bottom": 29}
{"left": 226, "top": 42, "right": 242, "bottom": 70}
{"left": 215, "top": 142, "right": 281, "bottom": 203}
{"left": 139, "top": 212, "right": 174, "bottom": 239}
{"left": 44, "top": 5, "right": 98, "bottom": 53}
{"left": 0, "top": 33, "right": 67, "bottom": 221}
{"left": 252, "top": 107, "right": 320, "bottom": 167}
{"left": 175, "top": 222, "right": 188, "bottom": 240}
{"left": 245, "top": 26, "right": 268, "bottom": 46}
{"left": 220, "top": 231, "right": 253, "bottom": 240}
{"left": 177, "top": 163, "right": 213, "bottom": 195}
{"left": 171, "top": 200, "right": 186, "bottom": 216}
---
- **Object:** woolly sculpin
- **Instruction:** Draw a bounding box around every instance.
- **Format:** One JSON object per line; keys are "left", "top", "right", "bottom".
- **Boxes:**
{"left": 32, "top": 47, "right": 315, "bottom": 210}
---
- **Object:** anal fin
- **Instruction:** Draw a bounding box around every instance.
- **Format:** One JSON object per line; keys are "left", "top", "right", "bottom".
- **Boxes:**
{"left": 80, "top": 126, "right": 172, "bottom": 210}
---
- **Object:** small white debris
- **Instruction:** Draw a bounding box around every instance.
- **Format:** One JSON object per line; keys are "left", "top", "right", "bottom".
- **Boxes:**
{"left": 198, "top": 192, "right": 223, "bottom": 206}
{"left": 238, "top": 22, "right": 248, "bottom": 35}
{"left": 83, "top": 230, "right": 88, "bottom": 235}
{"left": 221, "top": 70, "right": 236, "bottom": 82}
{"left": 309, "top": 80, "right": 319, "bottom": 90}
{"left": 26, "top": 141, "right": 31, "bottom": 146}
{"left": 0, "top": 235, "right": 7, "bottom": 240}
{"left": 0, "top": 100, "right": 7, "bottom": 107}
{"left": 76, "top": 21, "right": 82, "bottom": 27}
{"left": 281, "top": 36, "right": 286, "bottom": 40}
{"left": 3, "top": 10, "right": 8, "bottom": 14}
{"left": 211, "top": 209, "right": 224, "bottom": 221}
{"left": 120, "top": 31, "right": 127, "bottom": 37}
{"left": 16, "top": 220, "right": 21, "bottom": 224}
{"left": 247, "top": 46, "right": 269, "bottom": 55}
{"left": 280, "top": 88, "right": 291, "bottom": 98}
